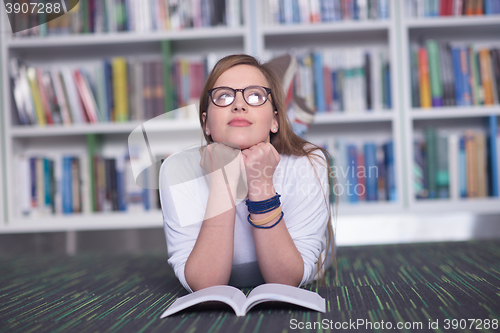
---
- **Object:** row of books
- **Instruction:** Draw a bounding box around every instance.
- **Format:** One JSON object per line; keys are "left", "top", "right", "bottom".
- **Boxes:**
{"left": 264, "top": 0, "right": 390, "bottom": 25}
{"left": 414, "top": 116, "right": 499, "bottom": 199}
{"left": 15, "top": 145, "right": 166, "bottom": 218}
{"left": 406, "top": 0, "right": 500, "bottom": 17}
{"left": 314, "top": 138, "right": 396, "bottom": 203}
{"left": 12, "top": 0, "right": 242, "bottom": 37}
{"left": 293, "top": 48, "right": 391, "bottom": 113}
{"left": 10, "top": 50, "right": 214, "bottom": 126}
{"left": 410, "top": 41, "right": 500, "bottom": 108}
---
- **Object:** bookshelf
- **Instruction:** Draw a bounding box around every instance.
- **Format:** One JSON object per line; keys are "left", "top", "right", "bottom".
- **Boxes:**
{"left": 399, "top": 1, "right": 500, "bottom": 214}
{"left": 255, "top": 0, "right": 405, "bottom": 213}
{"left": 1, "top": 0, "right": 499, "bottom": 233}
{"left": 0, "top": 0, "right": 252, "bottom": 232}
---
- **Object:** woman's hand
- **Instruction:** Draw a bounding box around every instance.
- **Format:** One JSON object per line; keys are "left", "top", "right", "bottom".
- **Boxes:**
{"left": 241, "top": 142, "right": 280, "bottom": 200}
{"left": 199, "top": 142, "right": 247, "bottom": 203}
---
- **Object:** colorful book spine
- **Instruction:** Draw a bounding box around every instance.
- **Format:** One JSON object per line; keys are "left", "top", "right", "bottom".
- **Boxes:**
{"left": 418, "top": 47, "right": 432, "bottom": 108}
{"left": 489, "top": 115, "right": 499, "bottom": 197}
{"left": 426, "top": 40, "right": 444, "bottom": 107}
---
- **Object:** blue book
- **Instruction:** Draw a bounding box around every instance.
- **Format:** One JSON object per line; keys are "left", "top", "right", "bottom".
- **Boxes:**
{"left": 104, "top": 59, "right": 113, "bottom": 122}
{"left": 312, "top": 52, "right": 326, "bottom": 113}
{"left": 461, "top": 48, "right": 472, "bottom": 106}
{"left": 347, "top": 144, "right": 359, "bottom": 203}
{"left": 488, "top": 115, "right": 499, "bottom": 197}
{"left": 451, "top": 47, "right": 464, "bottom": 106}
{"left": 292, "top": 0, "right": 301, "bottom": 23}
{"left": 384, "top": 141, "right": 396, "bottom": 202}
{"left": 378, "top": 0, "right": 389, "bottom": 18}
{"left": 363, "top": 143, "right": 378, "bottom": 201}
{"left": 485, "top": 0, "right": 492, "bottom": 14}
{"left": 29, "top": 157, "right": 37, "bottom": 211}
{"left": 116, "top": 161, "right": 127, "bottom": 211}
{"left": 459, "top": 137, "right": 467, "bottom": 198}
{"left": 385, "top": 63, "right": 392, "bottom": 109}
{"left": 352, "top": 0, "right": 358, "bottom": 20}
{"left": 62, "top": 157, "right": 73, "bottom": 214}
{"left": 142, "top": 168, "right": 150, "bottom": 210}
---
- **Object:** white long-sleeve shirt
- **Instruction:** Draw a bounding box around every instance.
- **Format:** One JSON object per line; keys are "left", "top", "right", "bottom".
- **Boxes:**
{"left": 159, "top": 145, "right": 330, "bottom": 293}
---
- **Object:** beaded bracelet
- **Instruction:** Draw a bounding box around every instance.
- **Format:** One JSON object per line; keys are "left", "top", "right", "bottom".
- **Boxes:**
{"left": 247, "top": 211, "right": 284, "bottom": 229}
{"left": 245, "top": 193, "right": 281, "bottom": 214}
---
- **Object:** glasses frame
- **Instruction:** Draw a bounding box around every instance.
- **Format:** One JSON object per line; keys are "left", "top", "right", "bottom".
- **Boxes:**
{"left": 207, "top": 85, "right": 272, "bottom": 107}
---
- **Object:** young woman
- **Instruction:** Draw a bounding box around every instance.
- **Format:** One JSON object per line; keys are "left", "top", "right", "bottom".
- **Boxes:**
{"left": 160, "top": 54, "right": 336, "bottom": 293}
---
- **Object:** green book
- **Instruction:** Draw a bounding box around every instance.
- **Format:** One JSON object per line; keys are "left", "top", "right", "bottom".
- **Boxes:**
{"left": 436, "top": 132, "right": 449, "bottom": 198}
{"left": 81, "top": 0, "right": 89, "bottom": 33}
{"left": 425, "top": 127, "right": 438, "bottom": 199}
{"left": 426, "top": 40, "right": 443, "bottom": 107}
{"left": 161, "top": 40, "right": 174, "bottom": 119}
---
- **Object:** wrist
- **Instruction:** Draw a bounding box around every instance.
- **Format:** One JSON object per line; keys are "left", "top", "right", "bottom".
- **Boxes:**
{"left": 248, "top": 184, "right": 275, "bottom": 201}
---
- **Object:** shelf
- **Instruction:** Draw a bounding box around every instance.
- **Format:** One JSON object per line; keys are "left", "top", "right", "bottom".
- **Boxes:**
{"left": 313, "top": 111, "right": 394, "bottom": 124}
{"left": 410, "top": 106, "right": 500, "bottom": 120}
{"left": 10, "top": 120, "right": 202, "bottom": 137}
{"left": 7, "top": 27, "right": 247, "bottom": 48}
{"left": 411, "top": 197, "right": 500, "bottom": 214}
{"left": 336, "top": 201, "right": 403, "bottom": 215}
{"left": 0, "top": 211, "right": 163, "bottom": 233}
{"left": 404, "top": 15, "right": 500, "bottom": 29}
{"left": 262, "top": 20, "right": 391, "bottom": 35}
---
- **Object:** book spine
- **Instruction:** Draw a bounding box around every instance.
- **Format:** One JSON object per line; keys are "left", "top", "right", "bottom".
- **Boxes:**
{"left": 313, "top": 51, "right": 326, "bottom": 113}
{"left": 465, "top": 130, "right": 478, "bottom": 197}
{"left": 112, "top": 57, "right": 129, "bottom": 121}
{"left": 426, "top": 40, "right": 444, "bottom": 107}
{"left": 425, "top": 127, "right": 438, "bottom": 198}
{"left": 436, "top": 132, "right": 450, "bottom": 198}
{"left": 347, "top": 144, "right": 359, "bottom": 203}
{"left": 476, "top": 132, "right": 488, "bottom": 197}
{"left": 414, "top": 140, "right": 427, "bottom": 199}
{"left": 460, "top": 47, "right": 472, "bottom": 105}
{"left": 448, "top": 134, "right": 460, "bottom": 200}
{"left": 418, "top": 47, "right": 432, "bottom": 108}
{"left": 489, "top": 115, "right": 499, "bottom": 197}
{"left": 384, "top": 141, "right": 396, "bottom": 201}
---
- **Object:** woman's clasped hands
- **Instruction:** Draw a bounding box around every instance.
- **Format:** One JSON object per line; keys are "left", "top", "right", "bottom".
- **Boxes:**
{"left": 199, "top": 141, "right": 280, "bottom": 202}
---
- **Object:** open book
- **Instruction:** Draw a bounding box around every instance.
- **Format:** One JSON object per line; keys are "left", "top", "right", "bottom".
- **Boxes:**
{"left": 160, "top": 283, "right": 326, "bottom": 317}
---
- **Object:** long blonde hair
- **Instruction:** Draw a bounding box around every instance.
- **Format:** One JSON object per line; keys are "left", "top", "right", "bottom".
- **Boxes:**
{"left": 198, "top": 54, "right": 338, "bottom": 285}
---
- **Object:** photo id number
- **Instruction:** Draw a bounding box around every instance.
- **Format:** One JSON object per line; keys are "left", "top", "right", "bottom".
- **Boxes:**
{"left": 5, "top": 1, "right": 62, "bottom": 14}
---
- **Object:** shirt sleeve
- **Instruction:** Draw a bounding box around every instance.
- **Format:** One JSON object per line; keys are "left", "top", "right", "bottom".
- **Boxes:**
{"left": 280, "top": 151, "right": 330, "bottom": 287}
{"left": 159, "top": 152, "right": 206, "bottom": 293}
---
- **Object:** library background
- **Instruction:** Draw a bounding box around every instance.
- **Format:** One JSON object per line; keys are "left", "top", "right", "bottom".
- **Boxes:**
{"left": 0, "top": 0, "right": 499, "bottom": 255}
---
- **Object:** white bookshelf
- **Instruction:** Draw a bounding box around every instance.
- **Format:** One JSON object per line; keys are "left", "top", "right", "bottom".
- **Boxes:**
{"left": 398, "top": 2, "right": 500, "bottom": 213}
{"left": 256, "top": 0, "right": 405, "bottom": 214}
{"left": 0, "top": 0, "right": 253, "bottom": 232}
{"left": 1, "top": 0, "right": 500, "bottom": 233}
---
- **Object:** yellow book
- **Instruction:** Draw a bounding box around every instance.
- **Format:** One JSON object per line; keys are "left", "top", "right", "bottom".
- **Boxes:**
{"left": 418, "top": 48, "right": 432, "bottom": 108}
{"left": 475, "top": 132, "right": 488, "bottom": 197}
{"left": 26, "top": 67, "right": 46, "bottom": 126}
{"left": 112, "top": 57, "right": 129, "bottom": 122}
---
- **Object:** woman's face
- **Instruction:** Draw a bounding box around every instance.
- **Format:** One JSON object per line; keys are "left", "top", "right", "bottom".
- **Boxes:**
{"left": 203, "top": 65, "right": 278, "bottom": 150}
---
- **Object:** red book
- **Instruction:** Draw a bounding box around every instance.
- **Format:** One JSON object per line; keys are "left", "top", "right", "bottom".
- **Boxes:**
{"left": 440, "top": 0, "right": 448, "bottom": 16}
{"left": 73, "top": 70, "right": 98, "bottom": 123}
{"left": 323, "top": 67, "right": 332, "bottom": 111}
{"left": 357, "top": 152, "right": 366, "bottom": 201}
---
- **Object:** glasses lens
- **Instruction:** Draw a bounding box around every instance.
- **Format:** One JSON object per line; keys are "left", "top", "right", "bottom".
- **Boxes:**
{"left": 212, "top": 88, "right": 235, "bottom": 106}
{"left": 244, "top": 86, "right": 268, "bottom": 106}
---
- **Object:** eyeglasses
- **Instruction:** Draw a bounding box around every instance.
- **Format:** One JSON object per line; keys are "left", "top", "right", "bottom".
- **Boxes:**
{"left": 208, "top": 86, "right": 272, "bottom": 107}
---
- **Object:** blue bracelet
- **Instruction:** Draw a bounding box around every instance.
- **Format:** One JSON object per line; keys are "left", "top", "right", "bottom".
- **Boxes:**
{"left": 247, "top": 211, "right": 284, "bottom": 229}
{"left": 245, "top": 193, "right": 281, "bottom": 214}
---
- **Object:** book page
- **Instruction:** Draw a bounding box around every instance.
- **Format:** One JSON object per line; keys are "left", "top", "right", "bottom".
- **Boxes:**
{"left": 160, "top": 285, "right": 247, "bottom": 318}
{"left": 244, "top": 284, "right": 326, "bottom": 314}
